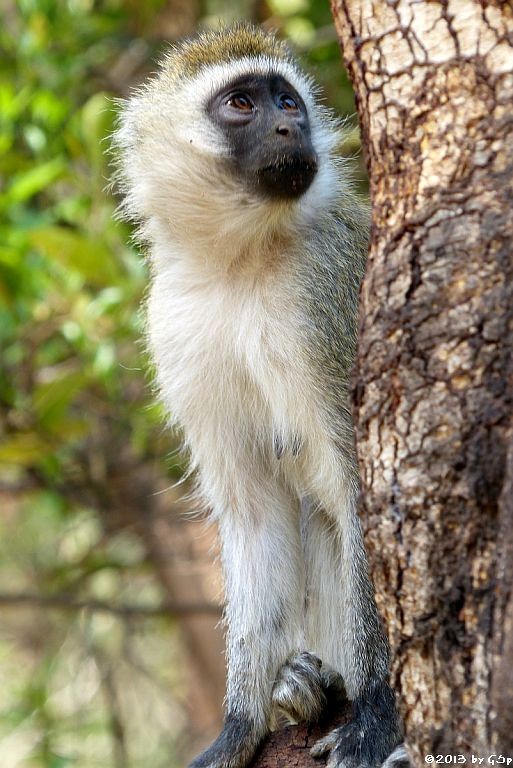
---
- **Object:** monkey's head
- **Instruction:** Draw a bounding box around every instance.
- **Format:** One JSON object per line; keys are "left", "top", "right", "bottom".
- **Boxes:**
{"left": 114, "top": 24, "right": 344, "bottom": 253}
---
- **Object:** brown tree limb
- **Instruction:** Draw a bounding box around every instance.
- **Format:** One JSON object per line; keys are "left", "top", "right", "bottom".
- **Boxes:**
{"left": 250, "top": 704, "right": 351, "bottom": 768}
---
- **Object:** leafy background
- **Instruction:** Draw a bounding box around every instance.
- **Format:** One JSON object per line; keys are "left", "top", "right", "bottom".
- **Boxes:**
{"left": 0, "top": 1, "right": 361, "bottom": 766}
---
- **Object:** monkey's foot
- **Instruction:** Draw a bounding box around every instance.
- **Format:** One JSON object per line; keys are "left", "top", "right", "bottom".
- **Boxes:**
{"left": 310, "top": 680, "right": 404, "bottom": 768}
{"left": 188, "top": 714, "right": 262, "bottom": 768}
{"left": 272, "top": 651, "right": 326, "bottom": 724}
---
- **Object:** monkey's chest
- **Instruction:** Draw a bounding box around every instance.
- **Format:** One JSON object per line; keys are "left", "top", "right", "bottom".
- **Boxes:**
{"left": 147, "top": 272, "right": 314, "bottom": 458}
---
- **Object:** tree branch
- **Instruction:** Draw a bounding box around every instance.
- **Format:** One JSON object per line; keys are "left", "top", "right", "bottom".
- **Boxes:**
{"left": 0, "top": 591, "right": 221, "bottom": 618}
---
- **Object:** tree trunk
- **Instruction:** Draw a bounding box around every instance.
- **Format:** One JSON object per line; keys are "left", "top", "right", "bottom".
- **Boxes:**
{"left": 330, "top": 0, "right": 513, "bottom": 762}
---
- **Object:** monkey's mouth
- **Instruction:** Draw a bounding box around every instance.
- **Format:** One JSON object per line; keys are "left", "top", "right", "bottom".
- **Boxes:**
{"left": 257, "top": 155, "right": 318, "bottom": 199}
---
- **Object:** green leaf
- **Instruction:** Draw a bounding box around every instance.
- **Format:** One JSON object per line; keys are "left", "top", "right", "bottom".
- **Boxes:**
{"left": 33, "top": 369, "right": 89, "bottom": 429}
{"left": 5, "top": 158, "right": 66, "bottom": 203}
{"left": 29, "top": 226, "right": 121, "bottom": 285}
{"left": 80, "top": 92, "right": 115, "bottom": 169}
{"left": 0, "top": 433, "right": 53, "bottom": 466}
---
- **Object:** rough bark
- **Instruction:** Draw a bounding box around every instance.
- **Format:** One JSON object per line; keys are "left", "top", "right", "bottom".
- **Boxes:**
{"left": 492, "top": 427, "right": 513, "bottom": 752}
{"left": 331, "top": 0, "right": 513, "bottom": 762}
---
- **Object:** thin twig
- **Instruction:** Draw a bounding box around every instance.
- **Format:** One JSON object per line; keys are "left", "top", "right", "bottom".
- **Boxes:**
{"left": 91, "top": 644, "right": 129, "bottom": 768}
{"left": 0, "top": 591, "right": 222, "bottom": 618}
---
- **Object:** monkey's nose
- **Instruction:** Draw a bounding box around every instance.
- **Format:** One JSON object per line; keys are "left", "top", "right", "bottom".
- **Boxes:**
{"left": 276, "top": 125, "right": 290, "bottom": 136}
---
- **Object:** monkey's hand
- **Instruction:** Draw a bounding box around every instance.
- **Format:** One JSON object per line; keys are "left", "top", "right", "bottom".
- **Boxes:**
{"left": 272, "top": 651, "right": 326, "bottom": 723}
{"left": 272, "top": 651, "right": 349, "bottom": 724}
{"left": 310, "top": 680, "right": 404, "bottom": 768}
{"left": 188, "top": 714, "right": 263, "bottom": 768}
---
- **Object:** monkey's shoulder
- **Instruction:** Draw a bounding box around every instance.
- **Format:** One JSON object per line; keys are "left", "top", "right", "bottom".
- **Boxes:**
{"left": 293, "top": 208, "right": 368, "bottom": 375}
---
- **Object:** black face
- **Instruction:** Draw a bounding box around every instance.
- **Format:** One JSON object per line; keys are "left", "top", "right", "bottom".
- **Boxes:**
{"left": 207, "top": 73, "right": 318, "bottom": 199}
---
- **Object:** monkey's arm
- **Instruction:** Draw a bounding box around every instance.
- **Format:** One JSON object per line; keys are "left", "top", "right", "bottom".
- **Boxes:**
{"left": 189, "top": 461, "right": 304, "bottom": 768}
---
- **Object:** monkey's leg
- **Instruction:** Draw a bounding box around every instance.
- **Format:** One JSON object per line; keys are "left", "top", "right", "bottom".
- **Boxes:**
{"left": 302, "top": 501, "right": 404, "bottom": 768}
{"left": 189, "top": 479, "right": 303, "bottom": 768}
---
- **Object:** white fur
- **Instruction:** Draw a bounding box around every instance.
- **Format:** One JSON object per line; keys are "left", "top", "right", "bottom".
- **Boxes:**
{"left": 145, "top": 232, "right": 361, "bottom": 699}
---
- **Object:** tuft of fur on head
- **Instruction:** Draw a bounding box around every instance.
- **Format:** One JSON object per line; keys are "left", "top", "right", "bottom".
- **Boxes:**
{"left": 112, "top": 23, "right": 349, "bottom": 267}
{"left": 158, "top": 22, "right": 292, "bottom": 85}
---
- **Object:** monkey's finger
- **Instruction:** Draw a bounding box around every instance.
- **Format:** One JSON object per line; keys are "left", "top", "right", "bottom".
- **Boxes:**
{"left": 310, "top": 731, "right": 339, "bottom": 758}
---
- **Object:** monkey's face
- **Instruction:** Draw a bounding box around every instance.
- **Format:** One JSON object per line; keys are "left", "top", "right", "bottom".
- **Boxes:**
{"left": 207, "top": 74, "right": 318, "bottom": 200}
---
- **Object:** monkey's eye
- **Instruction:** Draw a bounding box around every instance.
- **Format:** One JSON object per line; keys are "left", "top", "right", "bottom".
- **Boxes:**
{"left": 226, "top": 93, "right": 254, "bottom": 111}
{"left": 278, "top": 94, "right": 299, "bottom": 111}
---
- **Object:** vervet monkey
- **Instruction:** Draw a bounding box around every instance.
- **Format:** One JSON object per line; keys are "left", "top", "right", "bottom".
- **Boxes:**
{"left": 114, "top": 22, "right": 406, "bottom": 768}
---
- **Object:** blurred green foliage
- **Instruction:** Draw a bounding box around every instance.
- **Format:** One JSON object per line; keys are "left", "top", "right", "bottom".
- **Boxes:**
{"left": 0, "top": 1, "right": 361, "bottom": 766}
{"left": 1, "top": 2, "right": 186, "bottom": 766}
{"left": 1, "top": 0, "right": 162, "bottom": 478}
